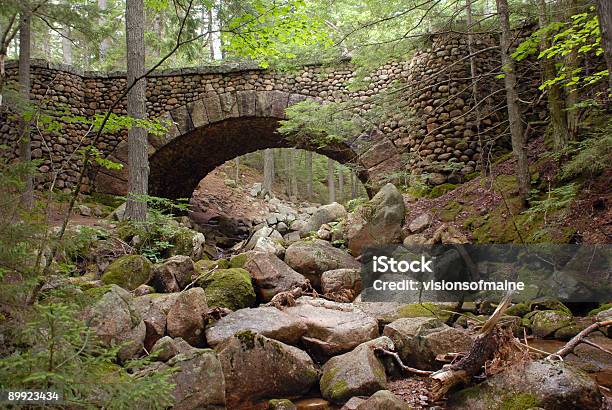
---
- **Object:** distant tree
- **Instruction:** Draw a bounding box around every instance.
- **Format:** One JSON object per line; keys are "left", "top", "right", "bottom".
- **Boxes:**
{"left": 337, "top": 165, "right": 344, "bottom": 202}
{"left": 305, "top": 151, "right": 313, "bottom": 199}
{"left": 18, "top": 4, "right": 33, "bottom": 209}
{"left": 327, "top": 157, "right": 335, "bottom": 203}
{"left": 496, "top": 0, "right": 530, "bottom": 205}
{"left": 263, "top": 148, "right": 274, "bottom": 194}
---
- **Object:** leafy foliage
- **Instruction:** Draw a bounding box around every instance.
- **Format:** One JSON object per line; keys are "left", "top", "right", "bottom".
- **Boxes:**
{"left": 513, "top": 8, "right": 608, "bottom": 90}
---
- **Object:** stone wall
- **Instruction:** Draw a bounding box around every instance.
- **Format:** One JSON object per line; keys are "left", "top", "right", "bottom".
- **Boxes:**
{"left": 0, "top": 32, "right": 542, "bottom": 197}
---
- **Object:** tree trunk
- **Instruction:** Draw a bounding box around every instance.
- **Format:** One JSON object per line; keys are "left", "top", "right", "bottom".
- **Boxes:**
{"left": 152, "top": 14, "right": 162, "bottom": 58}
{"left": 263, "top": 148, "right": 274, "bottom": 195}
{"left": 350, "top": 170, "right": 357, "bottom": 199}
{"left": 99, "top": 0, "right": 110, "bottom": 62}
{"left": 338, "top": 165, "right": 344, "bottom": 203}
{"left": 290, "top": 149, "right": 298, "bottom": 199}
{"left": 305, "top": 151, "right": 313, "bottom": 199}
{"left": 125, "top": 0, "right": 148, "bottom": 221}
{"left": 596, "top": 0, "right": 612, "bottom": 92}
{"left": 235, "top": 157, "right": 240, "bottom": 184}
{"left": 327, "top": 157, "right": 336, "bottom": 203}
{"left": 538, "top": 0, "right": 569, "bottom": 150}
{"left": 496, "top": 0, "right": 530, "bottom": 205}
{"left": 565, "top": 0, "right": 579, "bottom": 138}
{"left": 19, "top": 9, "right": 33, "bottom": 209}
{"left": 208, "top": 1, "right": 222, "bottom": 60}
{"left": 61, "top": 27, "right": 72, "bottom": 65}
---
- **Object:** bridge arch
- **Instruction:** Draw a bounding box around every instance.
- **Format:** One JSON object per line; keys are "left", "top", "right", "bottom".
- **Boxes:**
{"left": 94, "top": 90, "right": 369, "bottom": 200}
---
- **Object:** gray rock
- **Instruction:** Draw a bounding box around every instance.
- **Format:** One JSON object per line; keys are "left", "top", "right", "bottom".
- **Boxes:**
{"left": 320, "top": 337, "right": 393, "bottom": 403}
{"left": 166, "top": 287, "right": 208, "bottom": 346}
{"left": 244, "top": 226, "right": 283, "bottom": 251}
{"left": 530, "top": 310, "right": 573, "bottom": 338}
{"left": 217, "top": 332, "right": 318, "bottom": 408}
{"left": 86, "top": 285, "right": 145, "bottom": 361}
{"left": 408, "top": 213, "right": 431, "bottom": 233}
{"left": 243, "top": 252, "right": 308, "bottom": 302}
{"left": 355, "top": 390, "right": 410, "bottom": 410}
{"left": 133, "top": 292, "right": 178, "bottom": 351}
{"left": 149, "top": 255, "right": 196, "bottom": 293}
{"left": 169, "top": 348, "right": 226, "bottom": 410}
{"left": 383, "top": 317, "right": 472, "bottom": 370}
{"left": 285, "top": 297, "right": 379, "bottom": 357}
{"left": 284, "top": 239, "right": 360, "bottom": 287}
{"left": 448, "top": 360, "right": 604, "bottom": 410}
{"left": 300, "top": 202, "right": 347, "bottom": 234}
{"left": 253, "top": 235, "right": 285, "bottom": 257}
{"left": 205, "top": 306, "right": 307, "bottom": 347}
{"left": 321, "top": 268, "right": 362, "bottom": 296}
{"left": 151, "top": 336, "right": 195, "bottom": 362}
{"left": 347, "top": 183, "right": 405, "bottom": 255}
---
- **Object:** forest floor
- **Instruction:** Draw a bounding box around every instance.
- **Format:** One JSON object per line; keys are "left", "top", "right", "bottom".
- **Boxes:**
{"left": 403, "top": 136, "right": 612, "bottom": 244}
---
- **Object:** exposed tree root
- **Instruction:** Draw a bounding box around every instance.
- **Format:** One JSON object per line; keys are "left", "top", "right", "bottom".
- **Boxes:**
{"left": 374, "top": 347, "right": 434, "bottom": 376}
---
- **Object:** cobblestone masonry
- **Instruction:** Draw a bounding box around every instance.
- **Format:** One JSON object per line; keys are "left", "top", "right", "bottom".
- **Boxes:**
{"left": 0, "top": 32, "right": 543, "bottom": 198}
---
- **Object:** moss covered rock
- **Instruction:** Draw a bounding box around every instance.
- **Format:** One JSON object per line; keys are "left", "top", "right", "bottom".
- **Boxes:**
{"left": 101, "top": 255, "right": 152, "bottom": 290}
{"left": 198, "top": 268, "right": 255, "bottom": 310}
{"left": 448, "top": 360, "right": 603, "bottom": 409}
{"left": 530, "top": 310, "right": 573, "bottom": 338}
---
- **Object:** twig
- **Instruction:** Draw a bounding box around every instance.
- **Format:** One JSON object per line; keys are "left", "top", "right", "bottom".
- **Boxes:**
{"left": 547, "top": 320, "right": 612, "bottom": 360}
{"left": 374, "top": 347, "right": 434, "bottom": 376}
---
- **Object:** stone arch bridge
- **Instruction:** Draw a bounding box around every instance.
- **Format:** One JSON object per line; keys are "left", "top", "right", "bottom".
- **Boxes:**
{"left": 0, "top": 33, "right": 519, "bottom": 199}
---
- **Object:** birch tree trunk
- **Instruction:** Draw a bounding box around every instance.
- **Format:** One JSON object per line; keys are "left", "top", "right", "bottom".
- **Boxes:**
{"left": 99, "top": 0, "right": 110, "bottom": 62}
{"left": 338, "top": 165, "right": 344, "bottom": 203}
{"left": 327, "top": 157, "right": 336, "bottom": 203}
{"left": 125, "top": 0, "right": 148, "bottom": 221}
{"left": 235, "top": 157, "right": 240, "bottom": 184}
{"left": 350, "top": 170, "right": 357, "bottom": 199}
{"left": 305, "top": 151, "right": 313, "bottom": 199}
{"left": 61, "top": 27, "right": 72, "bottom": 65}
{"left": 19, "top": 9, "right": 33, "bottom": 209}
{"left": 596, "top": 0, "right": 612, "bottom": 92}
{"left": 263, "top": 148, "right": 274, "bottom": 195}
{"left": 496, "top": 0, "right": 530, "bottom": 205}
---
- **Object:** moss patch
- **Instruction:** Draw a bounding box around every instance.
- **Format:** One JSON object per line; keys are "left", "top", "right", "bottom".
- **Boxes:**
{"left": 397, "top": 303, "right": 452, "bottom": 321}
{"left": 229, "top": 253, "right": 249, "bottom": 268}
{"left": 198, "top": 268, "right": 255, "bottom": 310}
{"left": 588, "top": 303, "right": 612, "bottom": 316}
{"left": 101, "top": 255, "right": 152, "bottom": 290}
{"left": 501, "top": 393, "right": 540, "bottom": 410}
{"left": 429, "top": 183, "right": 457, "bottom": 198}
{"left": 439, "top": 200, "right": 463, "bottom": 222}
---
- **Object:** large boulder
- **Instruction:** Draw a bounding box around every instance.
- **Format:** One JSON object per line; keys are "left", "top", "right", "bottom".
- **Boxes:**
{"left": 300, "top": 202, "right": 347, "bottom": 235}
{"left": 320, "top": 337, "right": 393, "bottom": 403}
{"left": 284, "top": 239, "right": 360, "bottom": 287}
{"left": 197, "top": 268, "right": 256, "bottom": 310}
{"left": 355, "top": 390, "right": 411, "bottom": 410}
{"left": 243, "top": 252, "right": 308, "bottom": 302}
{"left": 149, "top": 255, "right": 196, "bottom": 293}
{"left": 448, "top": 360, "right": 604, "bottom": 409}
{"left": 529, "top": 310, "right": 573, "bottom": 338}
{"left": 321, "top": 268, "right": 362, "bottom": 296}
{"left": 150, "top": 336, "right": 194, "bottom": 362}
{"left": 217, "top": 332, "right": 319, "bottom": 408}
{"left": 133, "top": 293, "right": 178, "bottom": 351}
{"left": 383, "top": 317, "right": 472, "bottom": 370}
{"left": 101, "top": 255, "right": 152, "bottom": 290}
{"left": 205, "top": 306, "right": 307, "bottom": 347}
{"left": 166, "top": 287, "right": 208, "bottom": 346}
{"left": 285, "top": 297, "right": 379, "bottom": 358}
{"left": 346, "top": 183, "right": 405, "bottom": 255}
{"left": 168, "top": 348, "right": 226, "bottom": 410}
{"left": 86, "top": 285, "right": 146, "bottom": 361}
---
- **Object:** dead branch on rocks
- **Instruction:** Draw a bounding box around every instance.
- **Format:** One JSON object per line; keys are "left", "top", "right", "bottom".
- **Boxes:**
{"left": 374, "top": 348, "right": 435, "bottom": 376}
{"left": 429, "top": 291, "right": 516, "bottom": 401}
{"left": 264, "top": 281, "right": 316, "bottom": 309}
{"left": 202, "top": 307, "right": 231, "bottom": 326}
{"left": 547, "top": 319, "right": 612, "bottom": 360}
